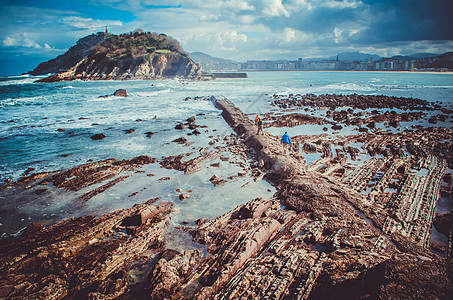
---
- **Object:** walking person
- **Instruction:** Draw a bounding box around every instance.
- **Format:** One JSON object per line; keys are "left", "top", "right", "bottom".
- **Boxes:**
{"left": 281, "top": 132, "right": 291, "bottom": 153}
{"left": 257, "top": 118, "right": 263, "bottom": 135}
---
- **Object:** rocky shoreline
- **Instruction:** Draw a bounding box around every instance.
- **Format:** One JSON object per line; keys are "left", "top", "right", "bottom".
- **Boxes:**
{"left": 0, "top": 94, "right": 452, "bottom": 299}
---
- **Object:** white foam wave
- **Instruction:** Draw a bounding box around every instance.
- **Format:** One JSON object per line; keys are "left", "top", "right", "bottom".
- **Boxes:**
{"left": 320, "top": 82, "right": 376, "bottom": 92}
{"left": 0, "top": 96, "right": 51, "bottom": 108}
{"left": 0, "top": 75, "right": 47, "bottom": 86}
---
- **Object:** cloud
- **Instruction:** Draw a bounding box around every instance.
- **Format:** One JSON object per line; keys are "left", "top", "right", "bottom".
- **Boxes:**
{"left": 2, "top": 33, "right": 53, "bottom": 49}
{"left": 2, "top": 37, "right": 16, "bottom": 47}
{"left": 128, "top": 0, "right": 453, "bottom": 60}
{"left": 351, "top": 0, "right": 453, "bottom": 43}
{"left": 262, "top": 0, "right": 289, "bottom": 17}
{"left": 60, "top": 16, "right": 123, "bottom": 30}
{"left": 1, "top": 0, "right": 452, "bottom": 74}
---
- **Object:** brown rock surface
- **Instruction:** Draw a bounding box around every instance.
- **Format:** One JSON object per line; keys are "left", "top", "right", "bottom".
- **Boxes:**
{"left": 1, "top": 95, "right": 451, "bottom": 300}
{"left": 90, "top": 133, "right": 106, "bottom": 140}
{"left": 0, "top": 200, "right": 173, "bottom": 299}
{"left": 264, "top": 113, "right": 333, "bottom": 127}
{"left": 113, "top": 89, "right": 128, "bottom": 97}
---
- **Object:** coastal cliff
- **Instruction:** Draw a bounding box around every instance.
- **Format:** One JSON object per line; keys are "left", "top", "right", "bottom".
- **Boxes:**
{"left": 32, "top": 31, "right": 202, "bottom": 82}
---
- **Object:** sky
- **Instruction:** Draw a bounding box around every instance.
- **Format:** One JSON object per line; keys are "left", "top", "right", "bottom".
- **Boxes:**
{"left": 1, "top": 0, "right": 452, "bottom": 75}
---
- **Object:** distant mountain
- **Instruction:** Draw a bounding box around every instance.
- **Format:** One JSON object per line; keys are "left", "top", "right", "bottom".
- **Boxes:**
{"left": 33, "top": 31, "right": 202, "bottom": 82}
{"left": 190, "top": 52, "right": 240, "bottom": 71}
{"left": 438, "top": 52, "right": 453, "bottom": 58}
{"left": 390, "top": 55, "right": 416, "bottom": 61}
{"left": 409, "top": 53, "right": 439, "bottom": 59}
{"left": 387, "top": 52, "right": 450, "bottom": 61}
{"left": 329, "top": 52, "right": 381, "bottom": 62}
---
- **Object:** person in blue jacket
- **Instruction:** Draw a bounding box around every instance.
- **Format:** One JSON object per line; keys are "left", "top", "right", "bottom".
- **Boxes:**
{"left": 281, "top": 132, "right": 291, "bottom": 153}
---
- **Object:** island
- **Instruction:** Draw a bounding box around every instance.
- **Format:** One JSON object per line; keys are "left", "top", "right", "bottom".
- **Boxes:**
{"left": 30, "top": 30, "right": 202, "bottom": 82}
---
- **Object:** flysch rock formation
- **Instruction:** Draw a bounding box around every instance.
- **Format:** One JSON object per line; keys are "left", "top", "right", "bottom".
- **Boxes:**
{"left": 265, "top": 93, "right": 453, "bottom": 257}
{"left": 207, "top": 98, "right": 452, "bottom": 299}
{"left": 0, "top": 96, "right": 451, "bottom": 299}
{"left": 0, "top": 199, "right": 173, "bottom": 299}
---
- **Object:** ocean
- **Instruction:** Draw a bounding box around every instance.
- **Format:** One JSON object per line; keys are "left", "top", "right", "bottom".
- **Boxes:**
{"left": 1, "top": 71, "right": 452, "bottom": 237}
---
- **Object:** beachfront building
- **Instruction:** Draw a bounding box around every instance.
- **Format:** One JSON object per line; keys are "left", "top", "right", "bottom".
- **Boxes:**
{"left": 240, "top": 52, "right": 452, "bottom": 72}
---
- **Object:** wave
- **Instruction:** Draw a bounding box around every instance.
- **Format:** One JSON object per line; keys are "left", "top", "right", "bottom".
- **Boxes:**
{"left": 321, "top": 82, "right": 376, "bottom": 92}
{"left": 0, "top": 75, "right": 47, "bottom": 86}
{"left": 0, "top": 96, "right": 51, "bottom": 108}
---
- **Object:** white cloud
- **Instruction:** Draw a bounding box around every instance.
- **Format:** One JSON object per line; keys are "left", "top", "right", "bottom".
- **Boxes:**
{"left": 3, "top": 37, "right": 17, "bottom": 47}
{"left": 262, "top": 0, "right": 289, "bottom": 17}
{"left": 271, "top": 27, "right": 312, "bottom": 46}
{"left": 324, "top": 0, "right": 361, "bottom": 9}
{"left": 1, "top": 0, "right": 451, "bottom": 69}
{"left": 221, "top": 30, "right": 248, "bottom": 43}
{"left": 334, "top": 28, "right": 342, "bottom": 44}
{"left": 2, "top": 33, "right": 53, "bottom": 50}
{"left": 286, "top": 0, "right": 312, "bottom": 11}
{"left": 282, "top": 28, "right": 296, "bottom": 43}
{"left": 60, "top": 16, "right": 123, "bottom": 30}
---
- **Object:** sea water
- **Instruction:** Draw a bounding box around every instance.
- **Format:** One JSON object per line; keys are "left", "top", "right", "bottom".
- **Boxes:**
{"left": 1, "top": 71, "right": 452, "bottom": 236}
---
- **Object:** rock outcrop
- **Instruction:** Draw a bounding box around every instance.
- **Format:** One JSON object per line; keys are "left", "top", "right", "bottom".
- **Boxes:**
{"left": 0, "top": 96, "right": 451, "bottom": 299}
{"left": 207, "top": 97, "right": 452, "bottom": 299}
{"left": 33, "top": 31, "right": 202, "bottom": 82}
{"left": 28, "top": 32, "right": 111, "bottom": 76}
{"left": 0, "top": 200, "right": 173, "bottom": 299}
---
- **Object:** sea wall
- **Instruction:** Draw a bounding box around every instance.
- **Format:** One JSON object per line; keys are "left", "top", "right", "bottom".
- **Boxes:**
{"left": 213, "top": 72, "right": 248, "bottom": 78}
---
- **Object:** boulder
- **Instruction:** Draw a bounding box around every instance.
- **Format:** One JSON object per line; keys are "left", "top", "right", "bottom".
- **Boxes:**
{"left": 389, "top": 120, "right": 399, "bottom": 128}
{"left": 175, "top": 123, "right": 185, "bottom": 130}
{"left": 179, "top": 194, "right": 190, "bottom": 201}
{"left": 428, "top": 117, "right": 437, "bottom": 124}
{"left": 366, "top": 122, "right": 376, "bottom": 129}
{"left": 210, "top": 174, "right": 219, "bottom": 182}
{"left": 238, "top": 170, "right": 247, "bottom": 177}
{"left": 173, "top": 137, "right": 187, "bottom": 144}
{"left": 91, "top": 133, "right": 106, "bottom": 140}
{"left": 358, "top": 127, "right": 368, "bottom": 132}
{"left": 113, "top": 89, "right": 128, "bottom": 97}
{"left": 145, "top": 132, "right": 155, "bottom": 138}
{"left": 187, "top": 116, "right": 196, "bottom": 123}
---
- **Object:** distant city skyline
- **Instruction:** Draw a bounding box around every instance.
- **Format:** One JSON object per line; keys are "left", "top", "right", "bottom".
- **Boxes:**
{"left": 191, "top": 51, "right": 453, "bottom": 72}
{"left": 1, "top": 0, "right": 453, "bottom": 75}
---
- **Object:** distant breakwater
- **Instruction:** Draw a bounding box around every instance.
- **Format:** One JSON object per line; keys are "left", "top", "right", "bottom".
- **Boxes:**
{"left": 201, "top": 72, "right": 248, "bottom": 80}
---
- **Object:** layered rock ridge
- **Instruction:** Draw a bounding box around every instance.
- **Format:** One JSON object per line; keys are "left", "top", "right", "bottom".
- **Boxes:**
{"left": 205, "top": 97, "right": 452, "bottom": 299}
{"left": 0, "top": 97, "right": 451, "bottom": 299}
